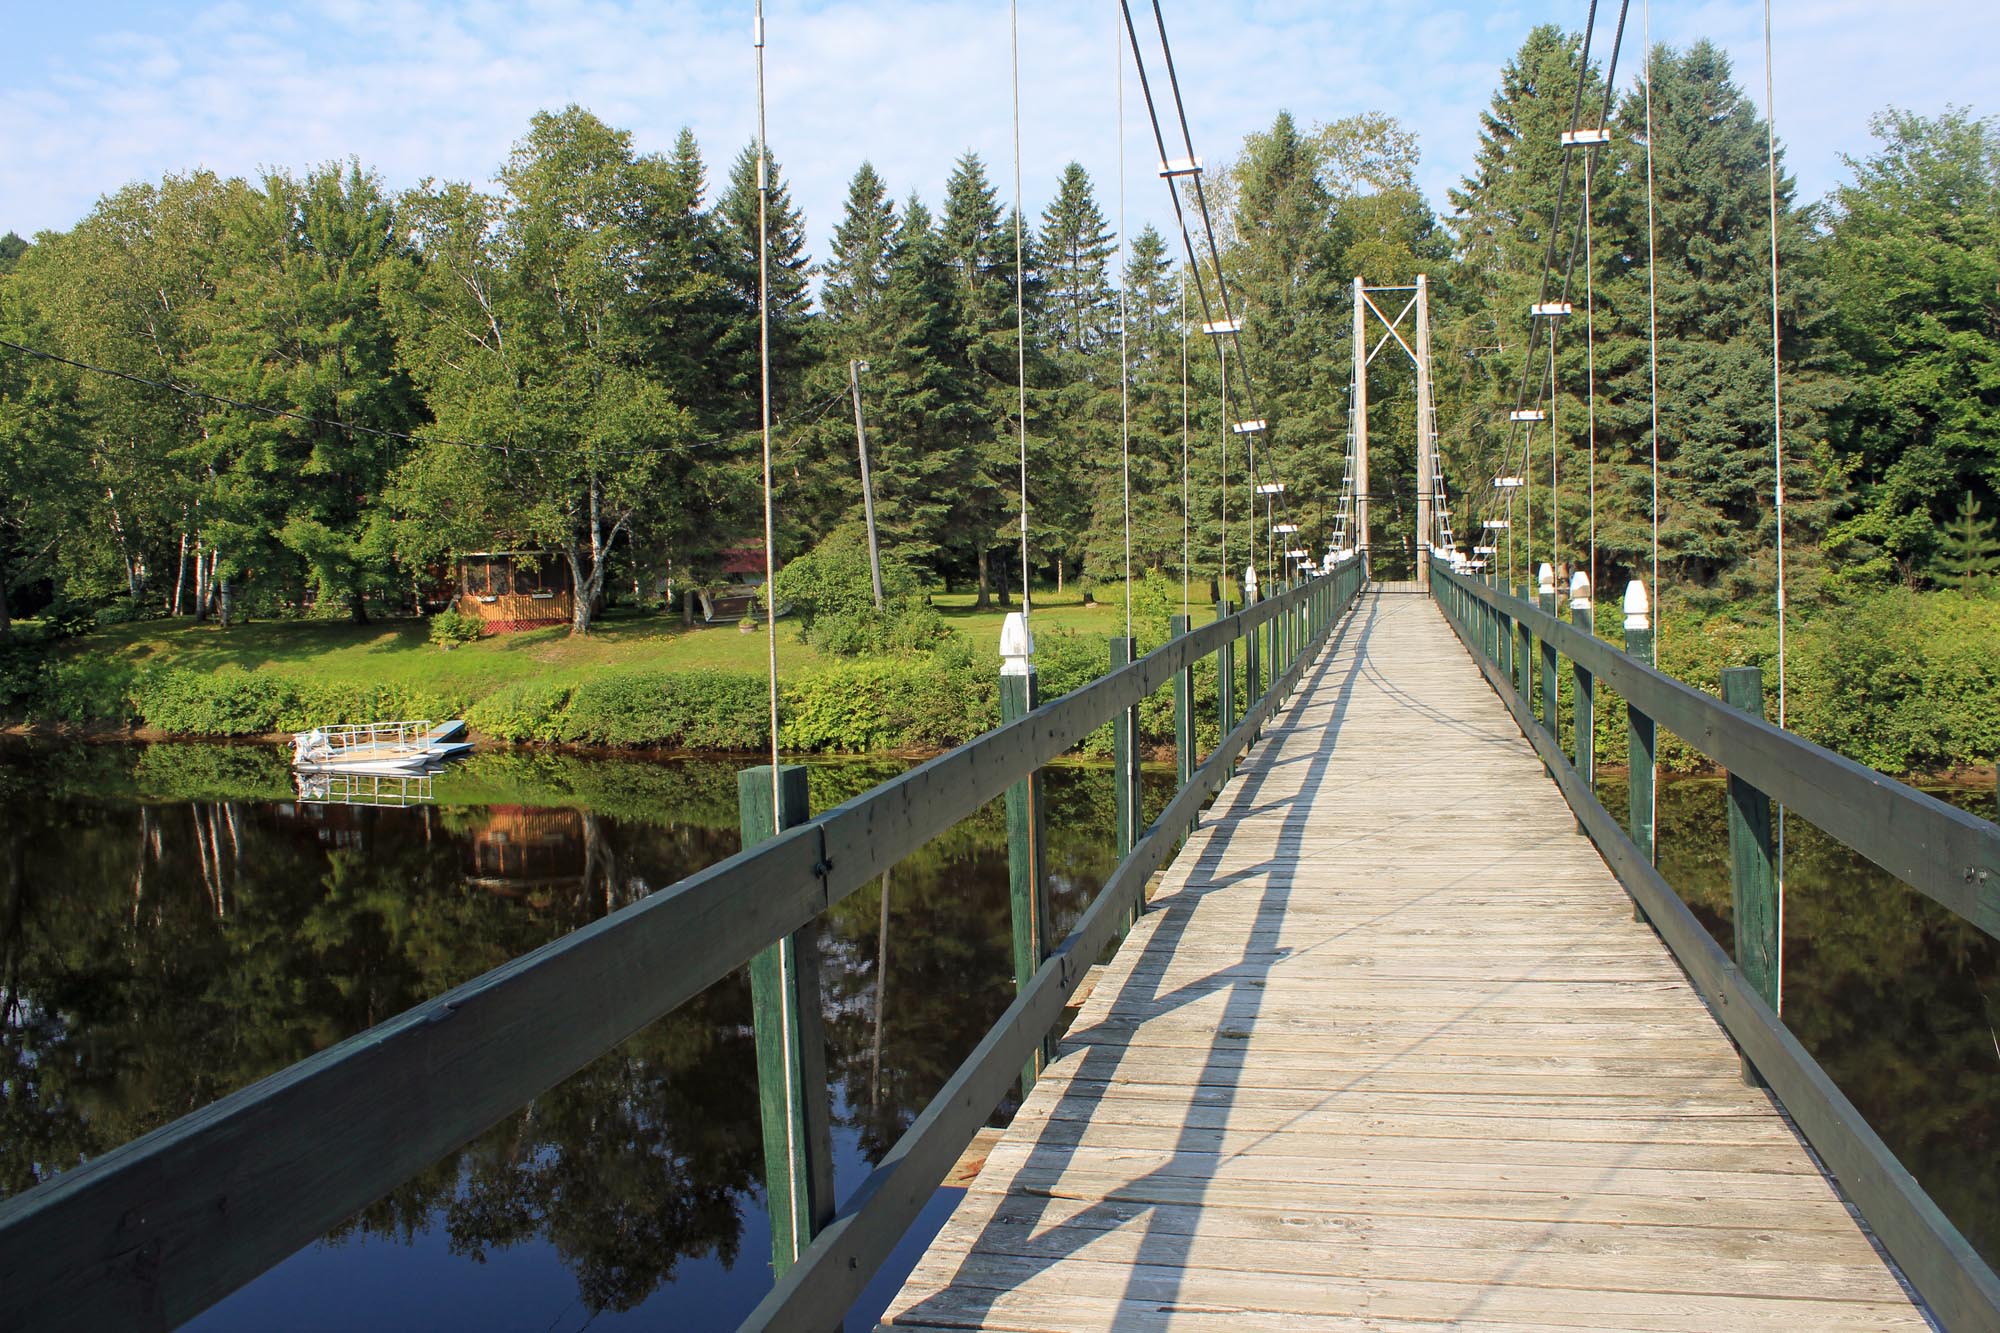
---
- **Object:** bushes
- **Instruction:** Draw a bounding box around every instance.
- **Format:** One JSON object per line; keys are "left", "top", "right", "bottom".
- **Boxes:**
{"left": 132, "top": 667, "right": 289, "bottom": 735}
{"left": 773, "top": 538, "right": 949, "bottom": 657}
{"left": 428, "top": 608, "right": 483, "bottom": 647}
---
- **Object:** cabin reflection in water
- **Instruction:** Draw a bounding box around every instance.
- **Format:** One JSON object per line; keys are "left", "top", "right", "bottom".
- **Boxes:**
{"left": 466, "top": 806, "right": 587, "bottom": 895}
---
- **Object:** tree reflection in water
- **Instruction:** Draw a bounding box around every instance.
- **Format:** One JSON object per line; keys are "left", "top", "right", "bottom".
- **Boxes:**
{"left": 3, "top": 742, "right": 1992, "bottom": 1324}
{"left": 0, "top": 743, "right": 1134, "bottom": 1325}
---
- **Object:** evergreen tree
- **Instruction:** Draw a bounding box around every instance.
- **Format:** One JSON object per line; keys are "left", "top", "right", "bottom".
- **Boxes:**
{"left": 785, "top": 163, "right": 900, "bottom": 553}
{"left": 939, "top": 153, "right": 1035, "bottom": 605}
{"left": 1038, "top": 164, "right": 1117, "bottom": 372}
{"left": 717, "top": 141, "right": 813, "bottom": 417}
{"left": 865, "top": 197, "right": 982, "bottom": 573}
{"left": 1932, "top": 493, "right": 2000, "bottom": 591}
{"left": 820, "top": 162, "right": 898, "bottom": 343}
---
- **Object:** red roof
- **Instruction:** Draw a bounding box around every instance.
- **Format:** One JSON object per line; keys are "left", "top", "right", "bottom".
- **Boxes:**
{"left": 720, "top": 545, "right": 766, "bottom": 576}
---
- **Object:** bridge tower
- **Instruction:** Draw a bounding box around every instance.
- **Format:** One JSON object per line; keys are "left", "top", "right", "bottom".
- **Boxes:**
{"left": 1350, "top": 274, "right": 1447, "bottom": 579}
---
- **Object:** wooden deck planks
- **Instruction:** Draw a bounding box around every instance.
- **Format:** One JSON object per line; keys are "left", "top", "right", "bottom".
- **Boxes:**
{"left": 881, "top": 590, "right": 1925, "bottom": 1331}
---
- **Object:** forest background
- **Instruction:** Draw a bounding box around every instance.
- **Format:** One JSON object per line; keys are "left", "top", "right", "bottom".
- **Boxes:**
{"left": 1, "top": 26, "right": 1996, "bottom": 775}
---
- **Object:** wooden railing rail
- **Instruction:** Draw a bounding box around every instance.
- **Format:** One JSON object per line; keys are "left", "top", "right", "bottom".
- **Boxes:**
{"left": 0, "top": 558, "right": 1366, "bottom": 1331}
{"left": 1429, "top": 560, "right": 2000, "bottom": 1332}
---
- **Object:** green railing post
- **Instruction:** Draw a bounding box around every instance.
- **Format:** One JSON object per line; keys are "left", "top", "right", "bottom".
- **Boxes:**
{"left": 739, "top": 763, "right": 834, "bottom": 1280}
{"left": 1538, "top": 566, "right": 1559, "bottom": 737}
{"left": 1721, "top": 665, "right": 1780, "bottom": 1085}
{"left": 1624, "top": 580, "right": 1657, "bottom": 923}
{"left": 1000, "top": 614, "right": 1052, "bottom": 1091}
{"left": 1515, "top": 583, "right": 1533, "bottom": 705}
{"left": 1497, "top": 576, "right": 1513, "bottom": 683}
{"left": 1570, "top": 575, "right": 1595, "bottom": 835}
{"left": 1111, "top": 634, "right": 1142, "bottom": 935}
{"left": 1171, "top": 614, "right": 1194, "bottom": 797}
{"left": 1215, "top": 596, "right": 1236, "bottom": 778}
{"left": 1243, "top": 570, "right": 1262, "bottom": 727}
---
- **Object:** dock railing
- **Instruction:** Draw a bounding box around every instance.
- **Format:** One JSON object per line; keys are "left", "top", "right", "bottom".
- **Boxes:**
{"left": 1430, "top": 559, "right": 2000, "bottom": 1331}
{"left": 0, "top": 557, "right": 1365, "bottom": 1331}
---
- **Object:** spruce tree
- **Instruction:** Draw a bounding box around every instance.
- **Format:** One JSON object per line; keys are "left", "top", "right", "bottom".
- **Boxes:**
{"left": 1932, "top": 494, "right": 2000, "bottom": 591}
{"left": 865, "top": 197, "right": 981, "bottom": 574}
{"left": 1038, "top": 163, "right": 1117, "bottom": 372}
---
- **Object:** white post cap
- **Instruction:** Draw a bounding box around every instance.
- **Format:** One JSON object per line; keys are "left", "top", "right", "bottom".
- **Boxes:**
{"left": 1623, "top": 579, "right": 1651, "bottom": 631}
{"left": 999, "top": 611, "right": 1034, "bottom": 676}
{"left": 1537, "top": 562, "right": 1556, "bottom": 595}
{"left": 1243, "top": 563, "right": 1260, "bottom": 598}
{"left": 1569, "top": 570, "right": 1592, "bottom": 610}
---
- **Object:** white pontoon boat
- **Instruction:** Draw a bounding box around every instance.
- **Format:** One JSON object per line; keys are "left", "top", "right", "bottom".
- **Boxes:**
{"left": 291, "top": 719, "right": 472, "bottom": 773}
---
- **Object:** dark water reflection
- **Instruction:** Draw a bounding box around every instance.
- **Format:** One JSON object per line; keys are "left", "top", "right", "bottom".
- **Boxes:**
{"left": 1603, "top": 774, "right": 2000, "bottom": 1272}
{"left": 0, "top": 741, "right": 1162, "bottom": 1330}
{"left": 4, "top": 741, "right": 1995, "bottom": 1326}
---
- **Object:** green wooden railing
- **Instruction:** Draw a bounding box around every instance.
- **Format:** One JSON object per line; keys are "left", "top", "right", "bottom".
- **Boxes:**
{"left": 1430, "top": 559, "right": 2000, "bottom": 1332}
{"left": 0, "top": 557, "right": 1366, "bottom": 1331}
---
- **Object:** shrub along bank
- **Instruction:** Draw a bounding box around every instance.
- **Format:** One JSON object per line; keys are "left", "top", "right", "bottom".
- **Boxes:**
{"left": 0, "top": 623, "right": 1236, "bottom": 758}
{"left": 5, "top": 587, "right": 1995, "bottom": 776}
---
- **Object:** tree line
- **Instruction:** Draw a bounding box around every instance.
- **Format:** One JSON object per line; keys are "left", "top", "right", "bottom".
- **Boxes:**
{"left": 1, "top": 25, "right": 1995, "bottom": 640}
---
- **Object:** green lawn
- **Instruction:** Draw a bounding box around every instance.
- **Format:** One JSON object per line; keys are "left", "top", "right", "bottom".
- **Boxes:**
{"left": 61, "top": 579, "right": 1224, "bottom": 696}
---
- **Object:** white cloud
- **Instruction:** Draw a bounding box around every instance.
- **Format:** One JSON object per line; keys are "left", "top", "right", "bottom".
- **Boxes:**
{"left": 2, "top": 0, "right": 1995, "bottom": 263}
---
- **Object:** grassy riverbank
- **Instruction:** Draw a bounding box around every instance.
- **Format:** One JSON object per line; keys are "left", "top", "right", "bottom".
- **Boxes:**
{"left": 1, "top": 583, "right": 1230, "bottom": 756}
{"left": 6, "top": 581, "right": 1997, "bottom": 780}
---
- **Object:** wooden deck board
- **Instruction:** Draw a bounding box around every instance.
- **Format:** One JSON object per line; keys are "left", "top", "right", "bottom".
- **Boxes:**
{"left": 881, "top": 590, "right": 1925, "bottom": 1331}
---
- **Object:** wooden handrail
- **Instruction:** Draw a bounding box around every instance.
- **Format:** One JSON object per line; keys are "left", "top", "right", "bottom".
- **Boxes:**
{"left": 1432, "top": 563, "right": 2000, "bottom": 939}
{"left": 0, "top": 559, "right": 1366, "bottom": 1331}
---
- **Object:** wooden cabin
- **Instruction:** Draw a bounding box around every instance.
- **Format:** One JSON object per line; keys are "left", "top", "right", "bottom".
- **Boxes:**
{"left": 454, "top": 551, "right": 574, "bottom": 633}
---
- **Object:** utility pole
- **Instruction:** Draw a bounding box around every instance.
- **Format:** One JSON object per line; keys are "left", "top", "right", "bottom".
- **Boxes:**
{"left": 849, "top": 358, "right": 885, "bottom": 610}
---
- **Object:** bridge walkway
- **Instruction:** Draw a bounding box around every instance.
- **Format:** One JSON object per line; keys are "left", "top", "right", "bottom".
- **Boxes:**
{"left": 882, "top": 588, "right": 1925, "bottom": 1331}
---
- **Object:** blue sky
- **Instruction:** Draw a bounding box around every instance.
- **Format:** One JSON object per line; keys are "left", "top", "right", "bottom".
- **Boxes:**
{"left": 5, "top": 1, "right": 1996, "bottom": 262}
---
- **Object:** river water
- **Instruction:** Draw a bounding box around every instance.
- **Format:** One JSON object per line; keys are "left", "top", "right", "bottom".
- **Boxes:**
{"left": 0, "top": 740, "right": 1994, "bottom": 1327}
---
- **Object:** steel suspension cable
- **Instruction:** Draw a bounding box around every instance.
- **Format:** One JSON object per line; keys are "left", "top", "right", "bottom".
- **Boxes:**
{"left": 750, "top": 0, "right": 797, "bottom": 1252}
{"left": 1117, "top": 6, "right": 1133, "bottom": 640}
{"left": 753, "top": 1, "right": 781, "bottom": 821}
{"left": 1584, "top": 148, "right": 1598, "bottom": 598}
{"left": 1761, "top": 0, "right": 1790, "bottom": 1013}
{"left": 1493, "top": 0, "right": 1632, "bottom": 524}
{"left": 1118, "top": 0, "right": 1300, "bottom": 551}
{"left": 1011, "top": 0, "right": 1032, "bottom": 616}
{"left": 1644, "top": 0, "right": 1661, "bottom": 646}
{"left": 1181, "top": 269, "right": 1191, "bottom": 621}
